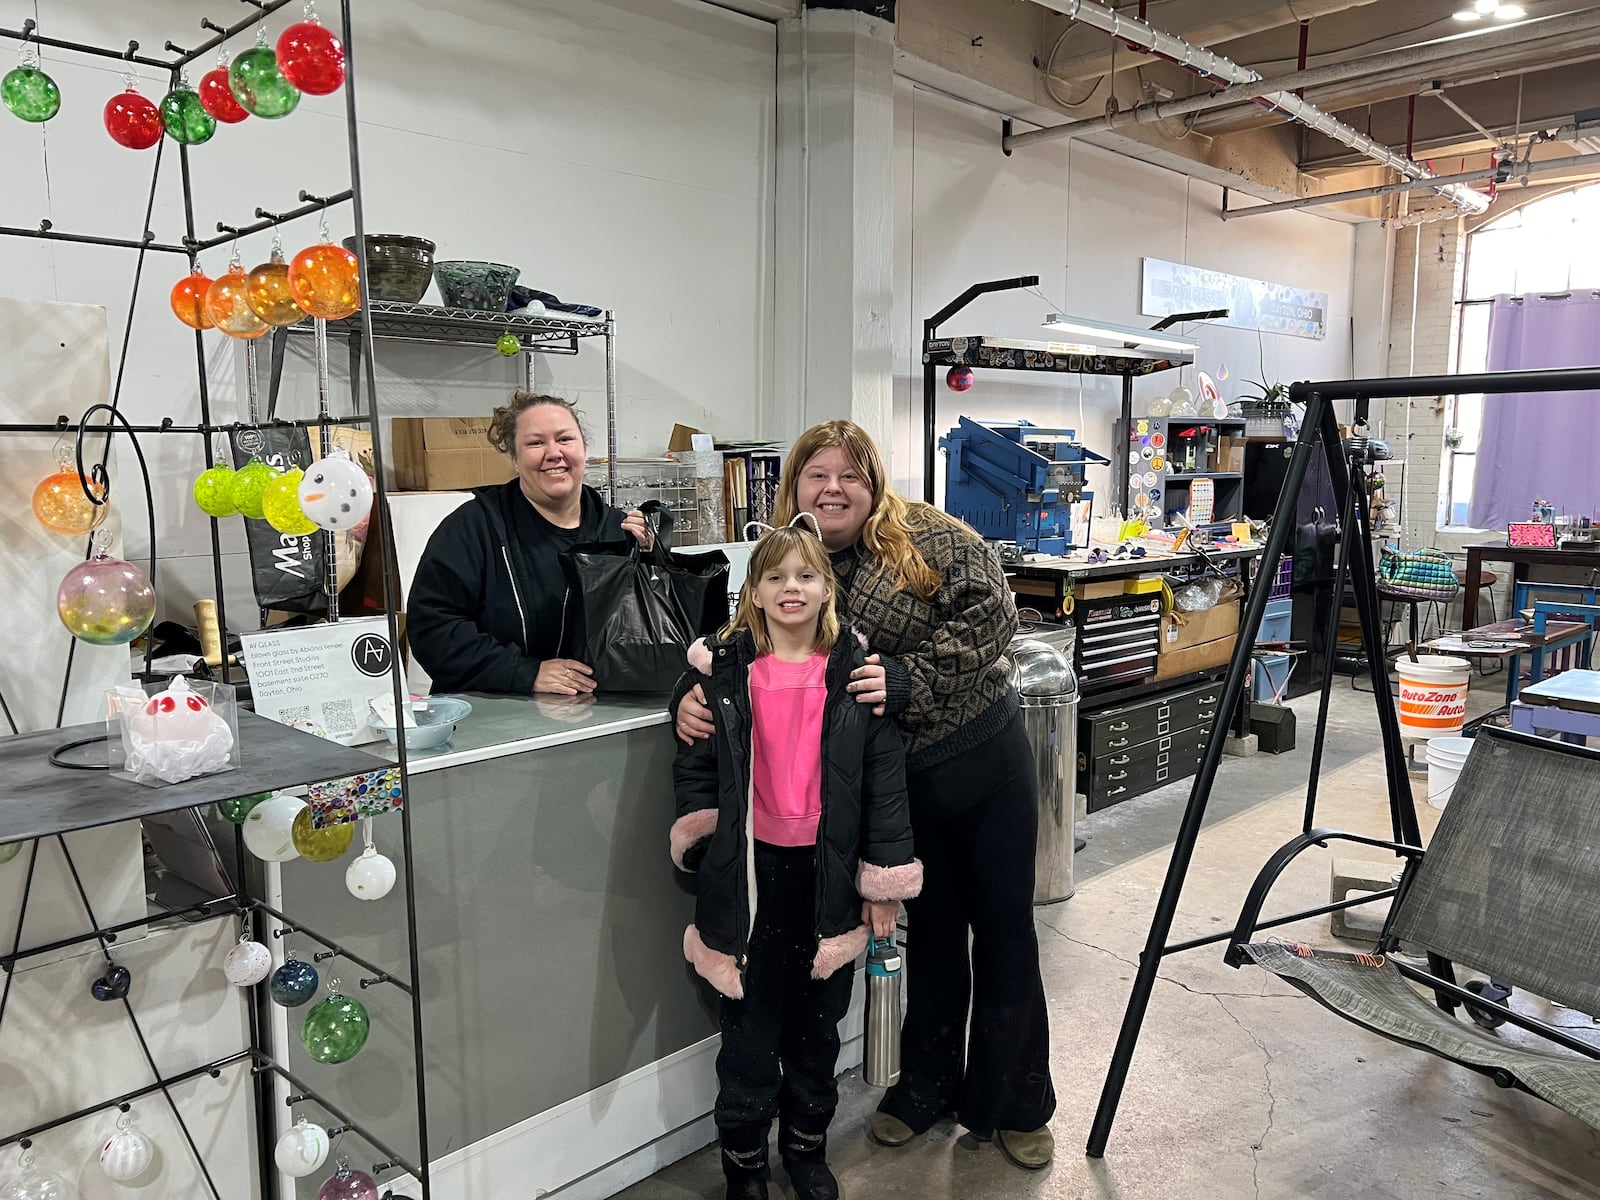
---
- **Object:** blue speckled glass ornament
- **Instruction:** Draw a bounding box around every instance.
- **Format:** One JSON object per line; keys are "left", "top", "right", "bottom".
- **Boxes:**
{"left": 269, "top": 957, "right": 320, "bottom": 1007}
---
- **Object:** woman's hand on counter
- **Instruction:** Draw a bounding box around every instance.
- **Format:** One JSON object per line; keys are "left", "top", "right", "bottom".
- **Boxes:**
{"left": 675, "top": 683, "right": 716, "bottom": 744}
{"left": 536, "top": 658, "right": 597, "bottom": 696}
{"left": 848, "top": 653, "right": 888, "bottom": 716}
{"left": 621, "top": 508, "right": 655, "bottom": 550}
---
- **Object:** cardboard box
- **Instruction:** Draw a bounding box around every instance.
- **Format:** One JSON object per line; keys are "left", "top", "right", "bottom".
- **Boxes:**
{"left": 1080, "top": 579, "right": 1127, "bottom": 600}
{"left": 1216, "top": 436, "right": 1246, "bottom": 474}
{"left": 392, "top": 417, "right": 516, "bottom": 492}
{"left": 1155, "top": 600, "right": 1240, "bottom": 680}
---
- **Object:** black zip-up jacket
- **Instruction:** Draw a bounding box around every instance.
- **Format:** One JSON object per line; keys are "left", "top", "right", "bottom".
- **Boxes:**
{"left": 669, "top": 625, "right": 923, "bottom": 1000}
{"left": 406, "top": 481, "right": 626, "bottom": 695}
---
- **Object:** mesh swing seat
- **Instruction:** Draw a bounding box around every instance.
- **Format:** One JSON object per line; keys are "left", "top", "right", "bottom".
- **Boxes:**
{"left": 1227, "top": 728, "right": 1600, "bottom": 1128}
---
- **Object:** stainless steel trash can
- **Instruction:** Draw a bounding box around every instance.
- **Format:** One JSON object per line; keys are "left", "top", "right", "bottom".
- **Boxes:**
{"left": 1011, "top": 637, "right": 1079, "bottom": 905}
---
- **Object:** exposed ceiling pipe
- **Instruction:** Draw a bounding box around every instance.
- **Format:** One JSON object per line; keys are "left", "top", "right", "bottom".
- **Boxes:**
{"left": 1012, "top": 6, "right": 1600, "bottom": 149}
{"left": 1424, "top": 85, "right": 1511, "bottom": 153}
{"left": 1017, "top": 0, "right": 1491, "bottom": 214}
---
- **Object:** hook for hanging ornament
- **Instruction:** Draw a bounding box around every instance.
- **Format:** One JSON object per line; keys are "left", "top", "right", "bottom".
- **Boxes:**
{"left": 361, "top": 816, "right": 374, "bottom": 852}
{"left": 122, "top": 70, "right": 138, "bottom": 91}
{"left": 254, "top": 23, "right": 269, "bottom": 46}
{"left": 90, "top": 527, "right": 115, "bottom": 559}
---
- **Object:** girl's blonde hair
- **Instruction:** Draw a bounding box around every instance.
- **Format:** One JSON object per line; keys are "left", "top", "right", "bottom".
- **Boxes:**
{"left": 725, "top": 523, "right": 840, "bottom": 656}
{"left": 774, "top": 420, "right": 945, "bottom": 601}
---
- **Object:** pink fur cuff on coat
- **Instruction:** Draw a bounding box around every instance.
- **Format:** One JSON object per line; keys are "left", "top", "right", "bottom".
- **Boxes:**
{"left": 811, "top": 924, "right": 869, "bottom": 981}
{"left": 669, "top": 808, "right": 719, "bottom": 871}
{"left": 687, "top": 637, "right": 713, "bottom": 674}
{"left": 684, "top": 924, "right": 744, "bottom": 999}
{"left": 857, "top": 859, "right": 924, "bottom": 903}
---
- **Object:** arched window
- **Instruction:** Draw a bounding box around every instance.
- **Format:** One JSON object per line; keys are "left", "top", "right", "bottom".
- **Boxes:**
{"left": 1442, "top": 182, "right": 1600, "bottom": 526}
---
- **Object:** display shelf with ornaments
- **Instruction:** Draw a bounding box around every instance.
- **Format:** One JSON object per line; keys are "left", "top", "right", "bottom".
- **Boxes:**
{"left": 0, "top": 3, "right": 432, "bottom": 1196}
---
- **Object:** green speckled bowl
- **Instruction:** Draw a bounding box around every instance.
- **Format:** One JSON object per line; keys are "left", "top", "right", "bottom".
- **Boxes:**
{"left": 433, "top": 260, "right": 520, "bottom": 311}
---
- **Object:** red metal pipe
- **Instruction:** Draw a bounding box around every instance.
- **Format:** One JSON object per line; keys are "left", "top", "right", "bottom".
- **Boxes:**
{"left": 1295, "top": 20, "right": 1309, "bottom": 99}
{"left": 1406, "top": 95, "right": 1417, "bottom": 159}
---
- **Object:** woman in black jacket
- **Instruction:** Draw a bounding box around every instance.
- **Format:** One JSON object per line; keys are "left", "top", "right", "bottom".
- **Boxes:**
{"left": 672, "top": 521, "right": 922, "bottom": 1200}
{"left": 406, "top": 391, "right": 652, "bottom": 696}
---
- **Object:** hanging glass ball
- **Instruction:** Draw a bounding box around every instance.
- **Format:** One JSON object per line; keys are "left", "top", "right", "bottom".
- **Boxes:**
{"left": 3, "top": 65, "right": 61, "bottom": 123}
{"left": 496, "top": 332, "right": 520, "bottom": 357}
{"left": 263, "top": 468, "right": 318, "bottom": 535}
{"left": 218, "top": 790, "right": 270, "bottom": 823}
{"left": 57, "top": 554, "right": 156, "bottom": 647}
{"left": 345, "top": 846, "right": 396, "bottom": 901}
{"left": 32, "top": 470, "right": 109, "bottom": 535}
{"left": 245, "top": 251, "right": 303, "bottom": 326}
{"left": 160, "top": 84, "right": 215, "bottom": 145}
{"left": 291, "top": 807, "right": 353, "bottom": 863}
{"left": 269, "top": 957, "right": 321, "bottom": 1007}
{"left": 0, "top": 842, "right": 22, "bottom": 865}
{"left": 946, "top": 365, "right": 975, "bottom": 392}
{"left": 171, "top": 268, "right": 216, "bottom": 330}
{"left": 99, "top": 1129, "right": 154, "bottom": 1182}
{"left": 223, "top": 937, "right": 273, "bottom": 986}
{"left": 0, "top": 1162, "right": 74, "bottom": 1200}
{"left": 206, "top": 264, "right": 270, "bottom": 340}
{"left": 193, "top": 464, "right": 239, "bottom": 518}
{"left": 229, "top": 45, "right": 300, "bottom": 119}
{"left": 288, "top": 242, "right": 361, "bottom": 320}
{"left": 198, "top": 64, "right": 248, "bottom": 123}
{"left": 242, "top": 794, "right": 307, "bottom": 862}
{"left": 301, "top": 992, "right": 371, "bottom": 1064}
{"left": 277, "top": 18, "right": 345, "bottom": 95}
{"left": 315, "top": 1167, "right": 378, "bottom": 1200}
{"left": 230, "top": 458, "right": 280, "bottom": 521}
{"left": 274, "top": 1120, "right": 330, "bottom": 1177}
{"left": 298, "top": 456, "right": 373, "bottom": 531}
{"left": 104, "top": 87, "right": 162, "bottom": 149}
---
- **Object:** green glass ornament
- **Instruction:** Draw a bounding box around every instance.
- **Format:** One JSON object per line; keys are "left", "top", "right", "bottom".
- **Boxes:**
{"left": 496, "top": 333, "right": 520, "bottom": 357}
{"left": 229, "top": 44, "right": 300, "bottom": 119}
{"left": 0, "top": 841, "right": 23, "bottom": 865}
{"left": 301, "top": 992, "right": 371, "bottom": 1064}
{"left": 3, "top": 65, "right": 60, "bottom": 123}
{"left": 230, "top": 458, "right": 280, "bottom": 521}
{"left": 218, "top": 791, "right": 270, "bottom": 824}
{"left": 193, "top": 463, "right": 239, "bottom": 517}
{"left": 160, "top": 84, "right": 216, "bottom": 145}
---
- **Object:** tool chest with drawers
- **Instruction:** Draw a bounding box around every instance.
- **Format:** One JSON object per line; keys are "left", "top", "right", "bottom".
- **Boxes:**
{"left": 1077, "top": 678, "right": 1221, "bottom": 812}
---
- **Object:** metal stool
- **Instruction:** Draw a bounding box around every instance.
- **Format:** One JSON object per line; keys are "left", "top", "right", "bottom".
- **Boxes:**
{"left": 1454, "top": 568, "right": 1501, "bottom": 676}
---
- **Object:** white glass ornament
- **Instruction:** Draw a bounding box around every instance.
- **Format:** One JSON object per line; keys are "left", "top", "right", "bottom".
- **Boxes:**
{"left": 242, "top": 794, "right": 307, "bottom": 862}
{"left": 297, "top": 454, "right": 373, "bottom": 532}
{"left": 100, "top": 1128, "right": 154, "bottom": 1182}
{"left": 344, "top": 846, "right": 396, "bottom": 901}
{"left": 1168, "top": 385, "right": 1198, "bottom": 417}
{"left": 273, "top": 1119, "right": 330, "bottom": 1177}
{"left": 0, "top": 1150, "right": 74, "bottom": 1200}
{"left": 223, "top": 935, "right": 272, "bottom": 986}
{"left": 1147, "top": 395, "right": 1172, "bottom": 418}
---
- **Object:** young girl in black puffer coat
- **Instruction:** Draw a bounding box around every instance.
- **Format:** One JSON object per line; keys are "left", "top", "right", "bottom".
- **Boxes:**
{"left": 671, "top": 518, "right": 923, "bottom": 1200}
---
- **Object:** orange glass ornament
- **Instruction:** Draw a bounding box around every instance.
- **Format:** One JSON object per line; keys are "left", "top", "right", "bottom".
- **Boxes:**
{"left": 287, "top": 242, "right": 360, "bottom": 321}
{"left": 206, "top": 263, "right": 270, "bottom": 339}
{"left": 245, "top": 250, "right": 303, "bottom": 327}
{"left": 171, "top": 268, "right": 216, "bottom": 330}
{"left": 33, "top": 469, "right": 109, "bottom": 535}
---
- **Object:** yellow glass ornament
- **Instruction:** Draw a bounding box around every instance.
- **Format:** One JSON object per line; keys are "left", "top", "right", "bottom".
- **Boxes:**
{"left": 263, "top": 468, "right": 317, "bottom": 535}
{"left": 171, "top": 268, "right": 216, "bottom": 330}
{"left": 287, "top": 242, "right": 360, "bottom": 320}
{"left": 206, "top": 263, "right": 270, "bottom": 339}
{"left": 32, "top": 470, "right": 110, "bottom": 535}
{"left": 245, "top": 250, "right": 303, "bottom": 327}
{"left": 291, "top": 807, "right": 354, "bottom": 863}
{"left": 230, "top": 458, "right": 280, "bottom": 521}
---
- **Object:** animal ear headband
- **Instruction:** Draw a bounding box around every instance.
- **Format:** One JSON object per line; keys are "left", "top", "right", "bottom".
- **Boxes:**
{"left": 743, "top": 512, "right": 824, "bottom": 542}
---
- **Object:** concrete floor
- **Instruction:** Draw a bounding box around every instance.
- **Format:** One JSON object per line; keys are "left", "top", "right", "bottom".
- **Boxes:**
{"left": 618, "top": 670, "right": 1600, "bottom": 1199}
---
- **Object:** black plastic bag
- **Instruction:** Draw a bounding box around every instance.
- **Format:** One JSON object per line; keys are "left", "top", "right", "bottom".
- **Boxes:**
{"left": 562, "top": 501, "right": 730, "bottom": 693}
{"left": 229, "top": 425, "right": 327, "bottom": 616}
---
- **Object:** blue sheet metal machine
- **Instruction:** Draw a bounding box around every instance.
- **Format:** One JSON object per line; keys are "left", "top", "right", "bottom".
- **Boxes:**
{"left": 940, "top": 417, "right": 1108, "bottom": 556}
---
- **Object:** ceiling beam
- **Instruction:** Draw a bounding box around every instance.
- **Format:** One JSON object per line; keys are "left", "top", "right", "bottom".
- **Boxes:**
{"left": 694, "top": 0, "right": 802, "bottom": 19}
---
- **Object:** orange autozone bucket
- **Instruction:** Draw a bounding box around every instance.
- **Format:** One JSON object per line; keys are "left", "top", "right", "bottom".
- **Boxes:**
{"left": 1395, "top": 655, "right": 1471, "bottom": 737}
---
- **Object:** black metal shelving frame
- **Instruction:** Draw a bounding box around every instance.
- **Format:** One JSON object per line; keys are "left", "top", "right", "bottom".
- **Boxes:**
{"left": 0, "top": 3, "right": 434, "bottom": 1196}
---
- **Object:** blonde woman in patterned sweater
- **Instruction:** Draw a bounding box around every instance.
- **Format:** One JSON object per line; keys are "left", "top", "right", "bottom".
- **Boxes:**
{"left": 675, "top": 420, "right": 1055, "bottom": 1170}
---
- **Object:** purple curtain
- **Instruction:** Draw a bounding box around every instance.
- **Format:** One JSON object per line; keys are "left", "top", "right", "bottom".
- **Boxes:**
{"left": 1468, "top": 292, "right": 1600, "bottom": 529}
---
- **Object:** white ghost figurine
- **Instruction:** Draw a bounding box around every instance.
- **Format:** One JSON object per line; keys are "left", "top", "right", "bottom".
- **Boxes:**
{"left": 123, "top": 675, "right": 234, "bottom": 785}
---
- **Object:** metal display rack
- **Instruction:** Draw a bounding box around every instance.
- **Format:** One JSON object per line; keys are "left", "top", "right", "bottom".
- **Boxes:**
{"left": 0, "top": 2, "right": 432, "bottom": 1196}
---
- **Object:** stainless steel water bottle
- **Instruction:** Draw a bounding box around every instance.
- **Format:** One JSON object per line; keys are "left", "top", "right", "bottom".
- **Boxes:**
{"left": 864, "top": 933, "right": 903, "bottom": 1088}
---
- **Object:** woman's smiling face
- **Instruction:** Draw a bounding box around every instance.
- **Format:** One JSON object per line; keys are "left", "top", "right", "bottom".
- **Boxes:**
{"left": 514, "top": 402, "right": 586, "bottom": 508}
{"left": 795, "top": 447, "right": 874, "bottom": 550}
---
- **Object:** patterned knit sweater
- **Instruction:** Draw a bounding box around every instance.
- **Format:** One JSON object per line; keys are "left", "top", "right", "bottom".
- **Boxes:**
{"left": 832, "top": 506, "right": 1019, "bottom": 772}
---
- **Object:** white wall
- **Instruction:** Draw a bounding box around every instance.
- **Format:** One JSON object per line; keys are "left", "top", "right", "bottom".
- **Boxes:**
{"left": 892, "top": 81, "right": 1369, "bottom": 505}
{"left": 0, "top": 0, "right": 774, "bottom": 629}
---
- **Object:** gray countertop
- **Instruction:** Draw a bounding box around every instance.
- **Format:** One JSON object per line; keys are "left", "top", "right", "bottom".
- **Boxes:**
{"left": 370, "top": 692, "right": 674, "bottom": 775}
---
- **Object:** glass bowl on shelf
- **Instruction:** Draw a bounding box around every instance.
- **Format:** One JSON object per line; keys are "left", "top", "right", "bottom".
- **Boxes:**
{"left": 432, "top": 260, "right": 520, "bottom": 311}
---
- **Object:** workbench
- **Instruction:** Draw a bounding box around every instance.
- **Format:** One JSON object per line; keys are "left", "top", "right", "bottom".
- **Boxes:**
{"left": 1461, "top": 540, "right": 1600, "bottom": 627}
{"left": 1510, "top": 668, "right": 1600, "bottom": 744}
{"left": 1425, "top": 618, "right": 1594, "bottom": 704}
{"left": 1004, "top": 544, "right": 1264, "bottom": 616}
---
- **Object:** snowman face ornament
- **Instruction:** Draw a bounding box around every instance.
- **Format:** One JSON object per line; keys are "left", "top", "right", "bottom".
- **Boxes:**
{"left": 298, "top": 455, "right": 373, "bottom": 531}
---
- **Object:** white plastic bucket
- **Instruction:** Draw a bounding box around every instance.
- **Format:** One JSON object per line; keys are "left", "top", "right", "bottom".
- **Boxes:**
{"left": 1396, "top": 655, "right": 1472, "bottom": 738}
{"left": 1425, "top": 735, "right": 1474, "bottom": 810}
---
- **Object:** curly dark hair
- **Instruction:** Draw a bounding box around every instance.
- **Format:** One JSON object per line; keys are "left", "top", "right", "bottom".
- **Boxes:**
{"left": 486, "top": 390, "right": 588, "bottom": 455}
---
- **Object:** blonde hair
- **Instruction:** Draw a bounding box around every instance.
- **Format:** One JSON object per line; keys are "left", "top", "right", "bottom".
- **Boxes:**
{"left": 774, "top": 420, "right": 945, "bottom": 601}
{"left": 724, "top": 525, "right": 840, "bottom": 657}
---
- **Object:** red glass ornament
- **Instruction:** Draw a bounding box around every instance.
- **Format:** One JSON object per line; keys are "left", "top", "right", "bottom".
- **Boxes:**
{"left": 171, "top": 269, "right": 216, "bottom": 331}
{"left": 946, "top": 365, "right": 975, "bottom": 392}
{"left": 276, "top": 20, "right": 345, "bottom": 96}
{"left": 104, "top": 87, "right": 162, "bottom": 150}
{"left": 199, "top": 65, "right": 249, "bottom": 123}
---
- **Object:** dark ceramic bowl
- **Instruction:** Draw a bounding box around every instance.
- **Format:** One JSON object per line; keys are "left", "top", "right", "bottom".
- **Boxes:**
{"left": 432, "top": 260, "right": 521, "bottom": 312}
{"left": 341, "top": 234, "right": 435, "bottom": 304}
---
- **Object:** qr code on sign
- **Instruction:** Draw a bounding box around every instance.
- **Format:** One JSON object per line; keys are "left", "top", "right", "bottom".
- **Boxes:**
{"left": 320, "top": 697, "right": 357, "bottom": 738}
{"left": 278, "top": 706, "right": 310, "bottom": 726}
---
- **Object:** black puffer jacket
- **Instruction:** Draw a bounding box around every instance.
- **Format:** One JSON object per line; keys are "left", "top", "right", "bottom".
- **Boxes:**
{"left": 670, "top": 625, "right": 922, "bottom": 999}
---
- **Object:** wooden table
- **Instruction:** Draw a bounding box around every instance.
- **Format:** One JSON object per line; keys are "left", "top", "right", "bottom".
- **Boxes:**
{"left": 1510, "top": 668, "right": 1600, "bottom": 744}
{"left": 1462, "top": 541, "right": 1600, "bottom": 627}
{"left": 1425, "top": 618, "right": 1594, "bottom": 704}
